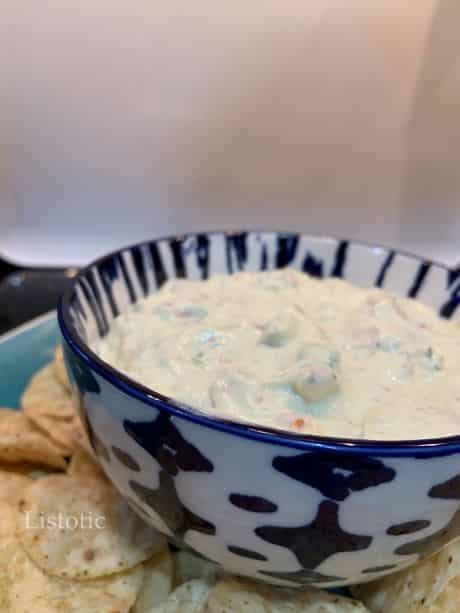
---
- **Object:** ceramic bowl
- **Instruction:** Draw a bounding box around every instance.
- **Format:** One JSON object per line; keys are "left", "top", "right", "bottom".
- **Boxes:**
{"left": 58, "top": 230, "right": 460, "bottom": 587}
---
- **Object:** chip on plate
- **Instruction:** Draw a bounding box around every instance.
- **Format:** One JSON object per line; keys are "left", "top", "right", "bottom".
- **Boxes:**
{"left": 206, "top": 577, "right": 370, "bottom": 612}
{"left": 21, "top": 361, "right": 83, "bottom": 453}
{"left": 53, "top": 345, "right": 71, "bottom": 391}
{"left": 133, "top": 549, "right": 174, "bottom": 612}
{"left": 174, "top": 549, "right": 219, "bottom": 587}
{"left": 7, "top": 536, "right": 144, "bottom": 613}
{"left": 426, "top": 575, "right": 460, "bottom": 612}
{"left": 0, "top": 501, "right": 18, "bottom": 610}
{"left": 70, "top": 424, "right": 95, "bottom": 457}
{"left": 153, "top": 578, "right": 214, "bottom": 613}
{"left": 21, "top": 363, "right": 74, "bottom": 421}
{"left": 16, "top": 473, "right": 166, "bottom": 580}
{"left": 0, "top": 500, "right": 16, "bottom": 542}
{"left": 27, "top": 410, "right": 81, "bottom": 454}
{"left": 0, "top": 461, "right": 53, "bottom": 477}
{"left": 67, "top": 447, "right": 107, "bottom": 483}
{"left": 353, "top": 539, "right": 460, "bottom": 612}
{"left": 0, "top": 409, "right": 66, "bottom": 469}
{"left": 0, "top": 468, "right": 32, "bottom": 506}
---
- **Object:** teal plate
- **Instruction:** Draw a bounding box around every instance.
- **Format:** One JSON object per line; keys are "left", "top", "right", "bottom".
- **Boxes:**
{"left": 0, "top": 312, "right": 60, "bottom": 409}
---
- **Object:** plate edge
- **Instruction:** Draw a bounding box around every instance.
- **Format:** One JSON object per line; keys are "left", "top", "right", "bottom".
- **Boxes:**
{"left": 0, "top": 310, "right": 57, "bottom": 344}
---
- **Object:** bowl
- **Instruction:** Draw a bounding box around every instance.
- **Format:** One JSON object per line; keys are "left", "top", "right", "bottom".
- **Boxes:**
{"left": 58, "top": 230, "right": 460, "bottom": 588}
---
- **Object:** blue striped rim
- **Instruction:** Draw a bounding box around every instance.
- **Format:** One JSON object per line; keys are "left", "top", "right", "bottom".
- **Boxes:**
{"left": 58, "top": 229, "right": 460, "bottom": 457}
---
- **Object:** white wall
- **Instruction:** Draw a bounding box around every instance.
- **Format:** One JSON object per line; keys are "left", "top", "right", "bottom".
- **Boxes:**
{"left": 1, "top": 1, "right": 459, "bottom": 266}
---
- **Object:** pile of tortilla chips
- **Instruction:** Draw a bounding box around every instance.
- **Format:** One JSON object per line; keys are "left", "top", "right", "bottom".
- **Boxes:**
{"left": 1, "top": 349, "right": 460, "bottom": 611}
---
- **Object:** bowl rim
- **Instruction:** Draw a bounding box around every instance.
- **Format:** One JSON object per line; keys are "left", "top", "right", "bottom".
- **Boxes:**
{"left": 58, "top": 229, "right": 460, "bottom": 457}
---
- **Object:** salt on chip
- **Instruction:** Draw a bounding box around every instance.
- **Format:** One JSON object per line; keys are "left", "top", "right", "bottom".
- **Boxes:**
{"left": 7, "top": 536, "right": 144, "bottom": 613}
{"left": 133, "top": 549, "right": 174, "bottom": 612}
{"left": 0, "top": 409, "right": 66, "bottom": 469}
{"left": 0, "top": 468, "right": 32, "bottom": 506}
{"left": 21, "top": 363, "right": 74, "bottom": 420}
{"left": 67, "top": 447, "right": 107, "bottom": 482}
{"left": 53, "top": 345, "right": 71, "bottom": 391}
{"left": 16, "top": 473, "right": 166, "bottom": 580}
{"left": 174, "top": 549, "right": 219, "bottom": 587}
{"left": 153, "top": 579, "right": 214, "bottom": 613}
{"left": 206, "top": 577, "right": 370, "bottom": 612}
{"left": 353, "top": 539, "right": 460, "bottom": 612}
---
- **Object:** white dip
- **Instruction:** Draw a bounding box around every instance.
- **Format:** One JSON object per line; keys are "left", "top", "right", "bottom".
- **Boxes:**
{"left": 94, "top": 269, "right": 460, "bottom": 440}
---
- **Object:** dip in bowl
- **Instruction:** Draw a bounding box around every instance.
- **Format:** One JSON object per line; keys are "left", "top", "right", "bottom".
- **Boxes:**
{"left": 58, "top": 230, "right": 460, "bottom": 588}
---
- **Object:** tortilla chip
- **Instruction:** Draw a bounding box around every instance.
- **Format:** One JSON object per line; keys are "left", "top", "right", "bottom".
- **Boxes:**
{"left": 353, "top": 539, "right": 460, "bottom": 612}
{"left": 21, "top": 361, "right": 83, "bottom": 454}
{"left": 0, "top": 545, "right": 8, "bottom": 611}
{"left": 21, "top": 363, "right": 74, "bottom": 420}
{"left": 0, "top": 409, "right": 66, "bottom": 469}
{"left": 17, "top": 473, "right": 166, "bottom": 580}
{"left": 0, "top": 501, "right": 17, "bottom": 610}
{"left": 27, "top": 468, "right": 55, "bottom": 479}
{"left": 0, "top": 545, "right": 9, "bottom": 611}
{"left": 53, "top": 345, "right": 71, "bottom": 391}
{"left": 0, "top": 461, "right": 53, "bottom": 477}
{"left": 427, "top": 575, "right": 460, "bottom": 612}
{"left": 206, "top": 577, "right": 369, "bottom": 612}
{"left": 153, "top": 579, "right": 214, "bottom": 613}
{"left": 0, "top": 468, "right": 32, "bottom": 506}
{"left": 133, "top": 549, "right": 174, "bottom": 612}
{"left": 7, "top": 537, "right": 144, "bottom": 613}
{"left": 26, "top": 411, "right": 81, "bottom": 454}
{"left": 0, "top": 500, "right": 16, "bottom": 541}
{"left": 70, "top": 425, "right": 95, "bottom": 457}
{"left": 174, "top": 549, "right": 219, "bottom": 586}
{"left": 67, "top": 447, "right": 107, "bottom": 483}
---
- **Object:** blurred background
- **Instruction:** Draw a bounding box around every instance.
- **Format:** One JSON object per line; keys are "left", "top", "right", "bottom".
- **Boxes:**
{"left": 1, "top": 0, "right": 460, "bottom": 330}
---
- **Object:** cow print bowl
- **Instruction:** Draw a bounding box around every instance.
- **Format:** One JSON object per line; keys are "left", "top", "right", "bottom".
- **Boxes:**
{"left": 58, "top": 230, "right": 460, "bottom": 588}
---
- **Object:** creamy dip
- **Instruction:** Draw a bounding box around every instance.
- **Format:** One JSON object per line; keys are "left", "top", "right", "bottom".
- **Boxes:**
{"left": 94, "top": 269, "right": 460, "bottom": 440}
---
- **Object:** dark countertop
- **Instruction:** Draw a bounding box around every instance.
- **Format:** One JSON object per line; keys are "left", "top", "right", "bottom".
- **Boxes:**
{"left": 0, "top": 259, "right": 74, "bottom": 335}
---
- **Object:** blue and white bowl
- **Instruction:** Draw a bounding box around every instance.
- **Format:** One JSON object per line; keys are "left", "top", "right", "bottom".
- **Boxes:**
{"left": 58, "top": 231, "right": 460, "bottom": 587}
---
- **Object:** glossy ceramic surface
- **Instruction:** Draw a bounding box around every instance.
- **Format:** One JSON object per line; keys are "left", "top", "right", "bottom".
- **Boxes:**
{"left": 59, "top": 231, "right": 460, "bottom": 587}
